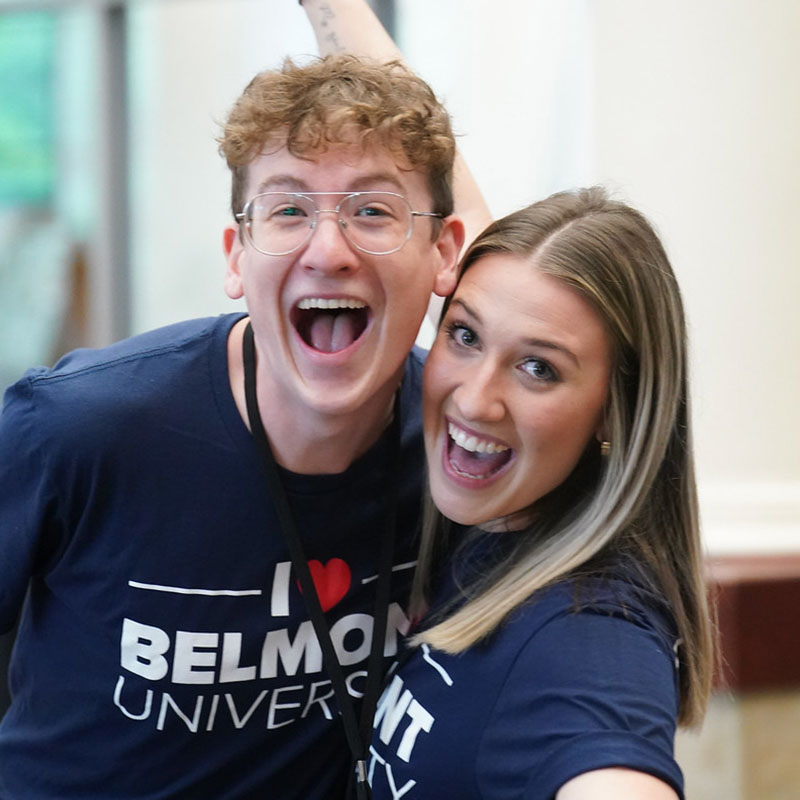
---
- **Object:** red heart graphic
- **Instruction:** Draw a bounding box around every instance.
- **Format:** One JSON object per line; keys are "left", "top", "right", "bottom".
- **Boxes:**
{"left": 298, "top": 559, "right": 351, "bottom": 612}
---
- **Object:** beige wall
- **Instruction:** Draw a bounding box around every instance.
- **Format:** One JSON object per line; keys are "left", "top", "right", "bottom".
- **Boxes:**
{"left": 587, "top": 0, "right": 800, "bottom": 553}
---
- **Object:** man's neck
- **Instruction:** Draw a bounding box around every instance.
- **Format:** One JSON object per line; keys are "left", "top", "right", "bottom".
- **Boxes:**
{"left": 227, "top": 318, "right": 399, "bottom": 475}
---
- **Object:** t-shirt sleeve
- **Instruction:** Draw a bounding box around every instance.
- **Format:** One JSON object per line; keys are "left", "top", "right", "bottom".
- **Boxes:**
{"left": 0, "top": 376, "right": 60, "bottom": 633}
{"left": 476, "top": 602, "right": 683, "bottom": 800}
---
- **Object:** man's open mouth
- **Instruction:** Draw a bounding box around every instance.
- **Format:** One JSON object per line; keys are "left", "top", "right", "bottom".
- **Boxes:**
{"left": 447, "top": 421, "right": 512, "bottom": 480}
{"left": 292, "top": 298, "right": 369, "bottom": 354}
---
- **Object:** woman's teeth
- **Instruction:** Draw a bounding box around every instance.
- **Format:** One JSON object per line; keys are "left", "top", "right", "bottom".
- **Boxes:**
{"left": 448, "top": 422, "right": 509, "bottom": 454}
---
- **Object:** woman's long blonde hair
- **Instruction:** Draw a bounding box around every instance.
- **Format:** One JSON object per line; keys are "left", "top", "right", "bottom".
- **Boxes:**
{"left": 411, "top": 187, "right": 713, "bottom": 726}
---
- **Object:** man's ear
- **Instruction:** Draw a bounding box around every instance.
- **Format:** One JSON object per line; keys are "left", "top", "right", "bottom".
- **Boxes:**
{"left": 432, "top": 215, "right": 465, "bottom": 298}
{"left": 223, "top": 224, "right": 244, "bottom": 300}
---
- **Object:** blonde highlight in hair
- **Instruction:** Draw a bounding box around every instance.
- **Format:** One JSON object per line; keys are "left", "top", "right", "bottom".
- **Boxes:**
{"left": 218, "top": 55, "right": 456, "bottom": 223}
{"left": 411, "top": 187, "right": 713, "bottom": 726}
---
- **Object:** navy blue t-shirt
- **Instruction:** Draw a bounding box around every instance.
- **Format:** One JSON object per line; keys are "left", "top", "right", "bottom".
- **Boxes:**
{"left": 368, "top": 534, "right": 684, "bottom": 799}
{"left": 0, "top": 313, "right": 425, "bottom": 798}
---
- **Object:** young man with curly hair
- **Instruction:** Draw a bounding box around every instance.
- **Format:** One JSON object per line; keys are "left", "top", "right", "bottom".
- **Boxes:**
{"left": 0, "top": 4, "right": 489, "bottom": 794}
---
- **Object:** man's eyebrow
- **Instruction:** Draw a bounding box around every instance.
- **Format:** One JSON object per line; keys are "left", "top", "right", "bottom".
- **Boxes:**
{"left": 254, "top": 175, "right": 310, "bottom": 194}
{"left": 348, "top": 173, "right": 405, "bottom": 192}
{"left": 253, "top": 173, "right": 406, "bottom": 195}
{"left": 448, "top": 298, "right": 579, "bottom": 366}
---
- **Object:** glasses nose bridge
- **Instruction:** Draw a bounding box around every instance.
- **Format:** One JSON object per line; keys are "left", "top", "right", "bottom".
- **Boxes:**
{"left": 303, "top": 199, "right": 352, "bottom": 259}
{"left": 307, "top": 195, "right": 351, "bottom": 237}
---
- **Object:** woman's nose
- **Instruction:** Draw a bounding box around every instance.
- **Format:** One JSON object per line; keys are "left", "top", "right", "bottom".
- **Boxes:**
{"left": 451, "top": 360, "right": 505, "bottom": 423}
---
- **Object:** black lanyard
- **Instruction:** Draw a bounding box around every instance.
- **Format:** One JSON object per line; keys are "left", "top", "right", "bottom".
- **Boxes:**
{"left": 242, "top": 322, "right": 400, "bottom": 798}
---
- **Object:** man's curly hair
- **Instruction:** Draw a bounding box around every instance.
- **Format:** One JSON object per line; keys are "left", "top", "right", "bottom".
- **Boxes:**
{"left": 219, "top": 55, "right": 456, "bottom": 221}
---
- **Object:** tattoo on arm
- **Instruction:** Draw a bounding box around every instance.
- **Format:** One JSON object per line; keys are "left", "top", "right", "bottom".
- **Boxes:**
{"left": 319, "top": 4, "right": 344, "bottom": 53}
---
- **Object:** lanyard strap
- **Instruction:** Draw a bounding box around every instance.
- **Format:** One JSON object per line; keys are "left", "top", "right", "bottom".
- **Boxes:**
{"left": 242, "top": 322, "right": 400, "bottom": 796}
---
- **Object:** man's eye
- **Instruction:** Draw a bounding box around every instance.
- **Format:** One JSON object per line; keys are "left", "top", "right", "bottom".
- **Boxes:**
{"left": 354, "top": 204, "right": 392, "bottom": 218}
{"left": 273, "top": 205, "right": 306, "bottom": 217}
{"left": 520, "top": 358, "right": 557, "bottom": 381}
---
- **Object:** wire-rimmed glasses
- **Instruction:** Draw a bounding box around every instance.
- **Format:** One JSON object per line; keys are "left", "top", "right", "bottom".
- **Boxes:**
{"left": 235, "top": 191, "right": 444, "bottom": 256}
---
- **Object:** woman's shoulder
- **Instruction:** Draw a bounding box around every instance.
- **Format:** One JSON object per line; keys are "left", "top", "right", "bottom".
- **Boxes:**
{"left": 478, "top": 559, "right": 683, "bottom": 799}
{"left": 503, "top": 555, "right": 678, "bottom": 658}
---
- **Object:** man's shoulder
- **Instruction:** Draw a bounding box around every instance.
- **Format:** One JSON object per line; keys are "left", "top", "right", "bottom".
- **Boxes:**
{"left": 2, "top": 313, "right": 243, "bottom": 435}
{"left": 402, "top": 344, "right": 427, "bottom": 396}
{"left": 407, "top": 344, "right": 428, "bottom": 371}
{"left": 396, "top": 345, "right": 427, "bottom": 432}
{"left": 31, "top": 314, "right": 241, "bottom": 386}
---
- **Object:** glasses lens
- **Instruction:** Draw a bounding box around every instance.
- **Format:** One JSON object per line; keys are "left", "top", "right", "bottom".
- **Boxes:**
{"left": 338, "top": 192, "right": 412, "bottom": 255}
{"left": 247, "top": 193, "right": 314, "bottom": 255}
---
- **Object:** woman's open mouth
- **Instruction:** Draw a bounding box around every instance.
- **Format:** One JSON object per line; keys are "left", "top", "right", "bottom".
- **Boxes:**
{"left": 446, "top": 420, "right": 512, "bottom": 480}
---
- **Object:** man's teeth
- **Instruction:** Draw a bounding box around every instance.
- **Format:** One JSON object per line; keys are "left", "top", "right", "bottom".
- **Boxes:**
{"left": 297, "top": 298, "right": 366, "bottom": 310}
{"left": 448, "top": 422, "right": 509, "bottom": 454}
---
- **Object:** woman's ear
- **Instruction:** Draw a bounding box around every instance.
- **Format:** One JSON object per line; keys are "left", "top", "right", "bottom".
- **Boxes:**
{"left": 594, "top": 409, "right": 610, "bottom": 446}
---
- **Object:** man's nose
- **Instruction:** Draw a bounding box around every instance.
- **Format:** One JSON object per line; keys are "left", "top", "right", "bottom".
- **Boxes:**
{"left": 299, "top": 210, "right": 360, "bottom": 275}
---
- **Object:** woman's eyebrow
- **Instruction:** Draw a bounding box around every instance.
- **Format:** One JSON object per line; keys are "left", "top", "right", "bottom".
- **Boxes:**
{"left": 449, "top": 297, "right": 481, "bottom": 322}
{"left": 521, "top": 337, "right": 579, "bottom": 366}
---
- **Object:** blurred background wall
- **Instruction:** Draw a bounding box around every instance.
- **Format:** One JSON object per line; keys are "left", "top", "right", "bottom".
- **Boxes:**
{"left": 1, "top": 1, "right": 799, "bottom": 795}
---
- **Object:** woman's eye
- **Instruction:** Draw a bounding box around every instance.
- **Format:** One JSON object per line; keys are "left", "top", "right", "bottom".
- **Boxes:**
{"left": 520, "top": 358, "right": 557, "bottom": 381}
{"left": 445, "top": 322, "right": 478, "bottom": 348}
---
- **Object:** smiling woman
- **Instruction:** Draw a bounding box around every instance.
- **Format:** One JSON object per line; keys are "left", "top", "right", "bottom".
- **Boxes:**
{"left": 367, "top": 186, "right": 714, "bottom": 800}
{"left": 424, "top": 254, "right": 612, "bottom": 530}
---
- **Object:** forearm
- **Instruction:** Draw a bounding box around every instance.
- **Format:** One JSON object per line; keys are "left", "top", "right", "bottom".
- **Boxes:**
{"left": 301, "top": 0, "right": 400, "bottom": 60}
{"left": 556, "top": 768, "right": 680, "bottom": 800}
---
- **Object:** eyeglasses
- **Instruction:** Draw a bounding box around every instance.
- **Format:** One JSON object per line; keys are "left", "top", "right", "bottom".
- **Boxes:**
{"left": 235, "top": 191, "right": 444, "bottom": 256}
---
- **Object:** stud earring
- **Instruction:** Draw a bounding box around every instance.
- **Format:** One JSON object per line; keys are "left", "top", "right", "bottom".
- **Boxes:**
{"left": 599, "top": 441, "right": 611, "bottom": 457}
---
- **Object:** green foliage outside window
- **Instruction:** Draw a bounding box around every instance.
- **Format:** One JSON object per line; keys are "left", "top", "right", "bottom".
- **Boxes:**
{"left": 0, "top": 12, "right": 56, "bottom": 208}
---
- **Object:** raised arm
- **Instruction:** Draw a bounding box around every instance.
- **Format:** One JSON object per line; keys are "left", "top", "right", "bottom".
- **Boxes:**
{"left": 299, "top": 0, "right": 492, "bottom": 250}
{"left": 301, "top": 0, "right": 399, "bottom": 62}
